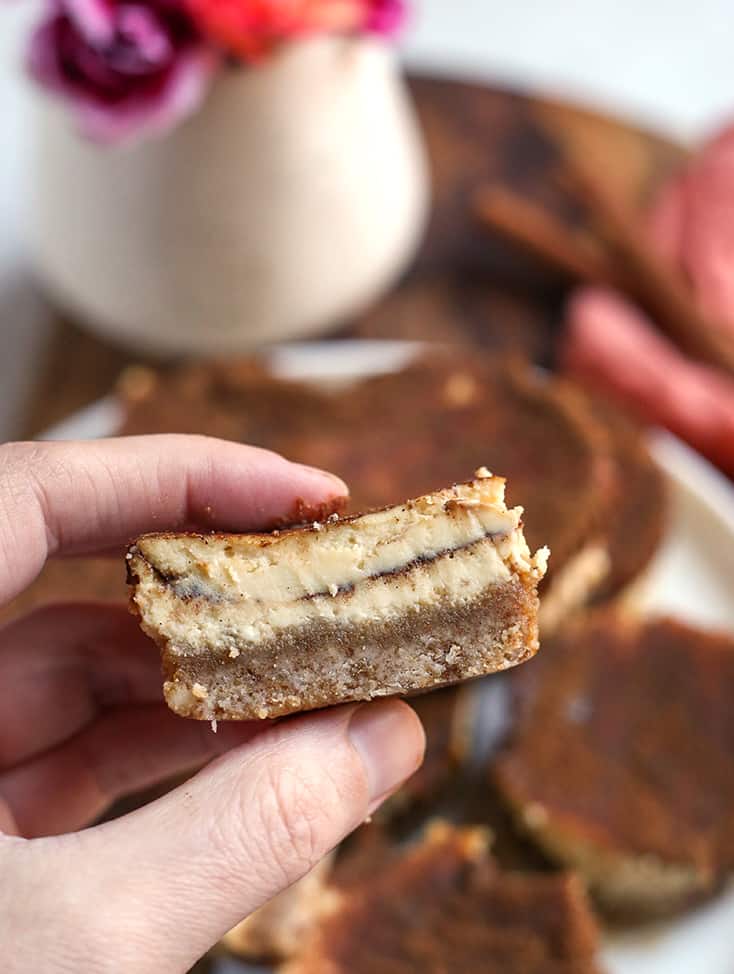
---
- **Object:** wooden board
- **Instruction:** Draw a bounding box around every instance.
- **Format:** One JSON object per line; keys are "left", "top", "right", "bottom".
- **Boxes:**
{"left": 21, "top": 75, "right": 686, "bottom": 437}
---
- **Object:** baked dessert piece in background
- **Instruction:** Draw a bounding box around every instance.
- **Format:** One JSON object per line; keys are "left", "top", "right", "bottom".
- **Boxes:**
{"left": 280, "top": 821, "right": 604, "bottom": 974}
{"left": 118, "top": 360, "right": 335, "bottom": 445}
{"left": 341, "top": 273, "right": 551, "bottom": 362}
{"left": 492, "top": 614, "right": 734, "bottom": 920}
{"left": 585, "top": 397, "right": 667, "bottom": 603}
{"left": 128, "top": 473, "right": 548, "bottom": 721}
{"left": 276, "top": 357, "right": 608, "bottom": 577}
{"left": 221, "top": 687, "right": 477, "bottom": 963}
{"left": 379, "top": 686, "right": 476, "bottom": 820}
{"left": 222, "top": 855, "right": 335, "bottom": 963}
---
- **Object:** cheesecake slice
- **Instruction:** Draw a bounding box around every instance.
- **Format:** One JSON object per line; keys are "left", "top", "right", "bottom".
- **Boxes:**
{"left": 493, "top": 613, "right": 734, "bottom": 919}
{"left": 128, "top": 472, "right": 548, "bottom": 721}
{"left": 280, "top": 822, "right": 603, "bottom": 974}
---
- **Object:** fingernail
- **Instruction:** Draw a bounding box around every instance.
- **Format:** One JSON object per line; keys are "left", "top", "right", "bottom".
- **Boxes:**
{"left": 348, "top": 701, "right": 425, "bottom": 804}
{"left": 293, "top": 463, "right": 348, "bottom": 495}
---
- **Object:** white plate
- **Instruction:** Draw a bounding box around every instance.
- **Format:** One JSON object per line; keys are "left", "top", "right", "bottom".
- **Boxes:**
{"left": 41, "top": 341, "right": 734, "bottom": 974}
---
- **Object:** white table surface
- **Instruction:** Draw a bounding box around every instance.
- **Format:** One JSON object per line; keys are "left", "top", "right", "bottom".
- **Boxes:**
{"left": 2, "top": 0, "right": 734, "bottom": 439}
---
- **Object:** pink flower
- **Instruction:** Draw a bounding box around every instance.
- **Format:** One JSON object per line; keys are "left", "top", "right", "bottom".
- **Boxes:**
{"left": 185, "top": 0, "right": 405, "bottom": 62}
{"left": 364, "top": 0, "right": 404, "bottom": 35}
{"left": 27, "top": 0, "right": 219, "bottom": 144}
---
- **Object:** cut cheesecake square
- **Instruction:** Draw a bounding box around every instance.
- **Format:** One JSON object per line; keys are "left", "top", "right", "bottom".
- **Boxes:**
{"left": 128, "top": 471, "right": 548, "bottom": 721}
{"left": 280, "top": 822, "right": 603, "bottom": 974}
{"left": 492, "top": 613, "right": 734, "bottom": 919}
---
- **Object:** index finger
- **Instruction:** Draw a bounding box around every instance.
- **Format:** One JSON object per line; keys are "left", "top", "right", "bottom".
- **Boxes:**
{"left": 0, "top": 435, "right": 347, "bottom": 605}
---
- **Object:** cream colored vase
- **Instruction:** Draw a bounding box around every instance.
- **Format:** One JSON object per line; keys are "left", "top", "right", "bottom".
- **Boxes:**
{"left": 28, "top": 37, "right": 429, "bottom": 356}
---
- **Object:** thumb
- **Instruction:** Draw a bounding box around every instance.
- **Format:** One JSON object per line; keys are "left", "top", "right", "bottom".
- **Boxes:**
{"left": 58, "top": 701, "right": 423, "bottom": 971}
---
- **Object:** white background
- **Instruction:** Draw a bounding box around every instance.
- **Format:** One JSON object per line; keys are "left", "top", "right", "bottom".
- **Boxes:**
{"left": 2, "top": 0, "right": 734, "bottom": 435}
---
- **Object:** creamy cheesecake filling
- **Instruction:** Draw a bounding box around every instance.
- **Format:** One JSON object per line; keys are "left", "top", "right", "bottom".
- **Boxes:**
{"left": 130, "top": 477, "right": 548, "bottom": 653}
{"left": 135, "top": 479, "right": 533, "bottom": 603}
{"left": 137, "top": 536, "right": 534, "bottom": 653}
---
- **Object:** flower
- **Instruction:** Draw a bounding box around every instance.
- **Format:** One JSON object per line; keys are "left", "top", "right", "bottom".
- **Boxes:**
{"left": 184, "top": 0, "right": 405, "bottom": 62}
{"left": 26, "top": 0, "right": 219, "bottom": 144}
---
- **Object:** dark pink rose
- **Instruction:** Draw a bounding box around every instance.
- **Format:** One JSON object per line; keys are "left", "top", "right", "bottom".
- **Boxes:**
{"left": 561, "top": 286, "right": 734, "bottom": 478}
{"left": 27, "top": 0, "right": 219, "bottom": 144}
{"left": 365, "top": 0, "right": 405, "bottom": 36}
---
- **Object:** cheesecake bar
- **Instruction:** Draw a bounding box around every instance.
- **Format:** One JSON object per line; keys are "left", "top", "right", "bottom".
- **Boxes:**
{"left": 493, "top": 614, "right": 734, "bottom": 919}
{"left": 280, "top": 822, "right": 603, "bottom": 974}
{"left": 127, "top": 473, "right": 548, "bottom": 721}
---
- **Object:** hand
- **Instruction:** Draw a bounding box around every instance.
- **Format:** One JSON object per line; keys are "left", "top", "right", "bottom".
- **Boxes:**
{"left": 0, "top": 436, "right": 425, "bottom": 972}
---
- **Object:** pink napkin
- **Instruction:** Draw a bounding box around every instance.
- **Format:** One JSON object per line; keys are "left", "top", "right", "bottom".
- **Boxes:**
{"left": 560, "top": 122, "right": 734, "bottom": 476}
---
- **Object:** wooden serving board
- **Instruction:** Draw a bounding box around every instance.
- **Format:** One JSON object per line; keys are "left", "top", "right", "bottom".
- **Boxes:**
{"left": 21, "top": 75, "right": 686, "bottom": 438}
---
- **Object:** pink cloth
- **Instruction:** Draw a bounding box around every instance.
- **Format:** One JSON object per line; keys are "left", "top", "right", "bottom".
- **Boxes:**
{"left": 649, "top": 125, "right": 734, "bottom": 332}
{"left": 561, "top": 287, "right": 734, "bottom": 477}
{"left": 561, "top": 123, "right": 734, "bottom": 476}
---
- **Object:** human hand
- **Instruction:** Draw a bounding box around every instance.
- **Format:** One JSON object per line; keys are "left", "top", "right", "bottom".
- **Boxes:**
{"left": 0, "top": 436, "right": 425, "bottom": 972}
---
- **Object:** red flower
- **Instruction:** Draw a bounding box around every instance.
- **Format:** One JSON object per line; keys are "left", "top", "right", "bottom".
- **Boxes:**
{"left": 185, "top": 0, "right": 405, "bottom": 61}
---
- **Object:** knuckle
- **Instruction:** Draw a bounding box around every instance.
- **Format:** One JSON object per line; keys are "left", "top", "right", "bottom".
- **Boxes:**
{"left": 0, "top": 443, "right": 38, "bottom": 504}
{"left": 0, "top": 442, "right": 62, "bottom": 488}
{"left": 0, "top": 440, "right": 44, "bottom": 468}
{"left": 256, "top": 761, "right": 329, "bottom": 879}
{"left": 207, "top": 736, "right": 369, "bottom": 900}
{"left": 0, "top": 444, "right": 60, "bottom": 575}
{"left": 0, "top": 441, "right": 66, "bottom": 519}
{"left": 226, "top": 750, "right": 358, "bottom": 895}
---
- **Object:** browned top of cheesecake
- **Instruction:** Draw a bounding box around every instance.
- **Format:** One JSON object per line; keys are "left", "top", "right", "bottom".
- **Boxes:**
{"left": 493, "top": 614, "right": 734, "bottom": 876}
{"left": 119, "top": 360, "right": 334, "bottom": 444}
{"left": 341, "top": 273, "right": 550, "bottom": 361}
{"left": 284, "top": 823, "right": 603, "bottom": 974}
